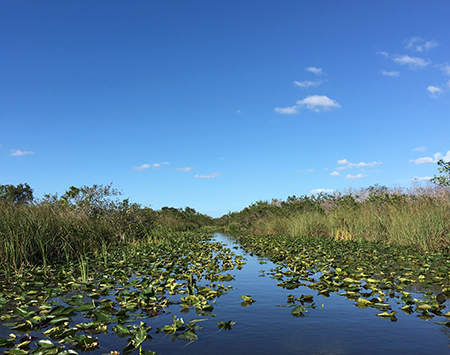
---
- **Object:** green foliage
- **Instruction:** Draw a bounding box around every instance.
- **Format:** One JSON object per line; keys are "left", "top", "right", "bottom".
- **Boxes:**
{"left": 431, "top": 159, "right": 450, "bottom": 186}
{"left": 0, "top": 184, "right": 214, "bottom": 274}
{"left": 220, "top": 185, "right": 450, "bottom": 251}
{"left": 0, "top": 183, "right": 33, "bottom": 204}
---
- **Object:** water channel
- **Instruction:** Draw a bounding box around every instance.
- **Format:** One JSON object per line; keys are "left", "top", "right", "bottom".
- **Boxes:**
{"left": 1, "top": 232, "right": 450, "bottom": 354}
{"left": 142, "top": 232, "right": 450, "bottom": 354}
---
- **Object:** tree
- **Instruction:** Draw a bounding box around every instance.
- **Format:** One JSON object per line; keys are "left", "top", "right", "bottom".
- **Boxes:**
{"left": 60, "top": 183, "right": 121, "bottom": 208}
{"left": 58, "top": 183, "right": 121, "bottom": 218}
{"left": 430, "top": 159, "right": 450, "bottom": 186}
{"left": 0, "top": 183, "right": 34, "bottom": 204}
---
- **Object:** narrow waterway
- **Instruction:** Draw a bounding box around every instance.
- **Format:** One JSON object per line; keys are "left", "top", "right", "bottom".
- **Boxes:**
{"left": 1, "top": 232, "right": 449, "bottom": 355}
{"left": 146, "top": 232, "right": 450, "bottom": 354}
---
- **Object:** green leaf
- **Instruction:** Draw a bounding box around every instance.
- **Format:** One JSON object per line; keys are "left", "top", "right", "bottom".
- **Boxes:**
{"left": 0, "top": 337, "right": 15, "bottom": 347}
{"left": 291, "top": 305, "right": 307, "bottom": 316}
{"left": 50, "top": 316, "right": 70, "bottom": 325}
{"left": 4, "top": 349, "right": 28, "bottom": 355}
{"left": 14, "top": 307, "right": 34, "bottom": 318}
{"left": 92, "top": 310, "right": 112, "bottom": 322}
{"left": 177, "top": 330, "right": 198, "bottom": 341}
{"left": 132, "top": 326, "right": 147, "bottom": 347}
{"left": 113, "top": 324, "right": 131, "bottom": 335}
{"left": 36, "top": 339, "right": 56, "bottom": 348}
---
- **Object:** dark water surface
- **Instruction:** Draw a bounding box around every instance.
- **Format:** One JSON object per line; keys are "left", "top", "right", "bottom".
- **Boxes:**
{"left": 143, "top": 233, "right": 450, "bottom": 354}
{"left": 1, "top": 232, "right": 449, "bottom": 354}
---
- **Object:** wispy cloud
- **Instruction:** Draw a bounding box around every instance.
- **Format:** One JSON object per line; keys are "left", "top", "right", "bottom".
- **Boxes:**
{"left": 194, "top": 172, "right": 222, "bottom": 179}
{"left": 410, "top": 151, "right": 450, "bottom": 164}
{"left": 377, "top": 51, "right": 389, "bottom": 58}
{"left": 413, "top": 176, "right": 432, "bottom": 182}
{"left": 293, "top": 80, "right": 322, "bottom": 88}
{"left": 297, "top": 95, "right": 341, "bottom": 112}
{"left": 236, "top": 110, "right": 242, "bottom": 113}
{"left": 336, "top": 159, "right": 382, "bottom": 170}
{"left": 300, "top": 168, "right": 314, "bottom": 172}
{"left": 330, "top": 171, "right": 341, "bottom": 177}
{"left": 427, "top": 85, "right": 443, "bottom": 98}
{"left": 439, "top": 64, "right": 450, "bottom": 76}
{"left": 346, "top": 173, "right": 367, "bottom": 180}
{"left": 306, "top": 67, "right": 323, "bottom": 76}
{"left": 274, "top": 105, "right": 299, "bottom": 115}
{"left": 133, "top": 164, "right": 151, "bottom": 171}
{"left": 413, "top": 146, "right": 426, "bottom": 152}
{"left": 393, "top": 55, "right": 430, "bottom": 69}
{"left": 381, "top": 70, "right": 400, "bottom": 77}
{"left": 275, "top": 95, "right": 340, "bottom": 114}
{"left": 310, "top": 188, "right": 334, "bottom": 195}
{"left": 404, "top": 37, "right": 439, "bottom": 52}
{"left": 176, "top": 167, "right": 192, "bottom": 172}
{"left": 10, "top": 149, "right": 34, "bottom": 156}
{"left": 133, "top": 162, "right": 169, "bottom": 171}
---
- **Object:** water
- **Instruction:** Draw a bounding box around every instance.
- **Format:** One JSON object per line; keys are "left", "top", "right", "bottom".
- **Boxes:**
{"left": 145, "top": 233, "right": 450, "bottom": 354}
{"left": 1, "top": 233, "right": 449, "bottom": 354}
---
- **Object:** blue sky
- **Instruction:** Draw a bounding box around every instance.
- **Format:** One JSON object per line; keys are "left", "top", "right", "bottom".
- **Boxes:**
{"left": 1, "top": 1, "right": 449, "bottom": 217}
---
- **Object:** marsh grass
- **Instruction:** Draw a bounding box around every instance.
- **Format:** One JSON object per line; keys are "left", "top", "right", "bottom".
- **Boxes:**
{"left": 0, "top": 202, "right": 116, "bottom": 274}
{"left": 0, "top": 196, "right": 214, "bottom": 275}
{"left": 230, "top": 185, "right": 450, "bottom": 251}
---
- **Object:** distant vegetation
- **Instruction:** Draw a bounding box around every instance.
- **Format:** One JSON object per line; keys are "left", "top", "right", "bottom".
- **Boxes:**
{"left": 1, "top": 160, "right": 449, "bottom": 274}
{"left": 217, "top": 160, "right": 450, "bottom": 250}
{"left": 216, "top": 184, "right": 450, "bottom": 251}
{"left": 0, "top": 183, "right": 213, "bottom": 274}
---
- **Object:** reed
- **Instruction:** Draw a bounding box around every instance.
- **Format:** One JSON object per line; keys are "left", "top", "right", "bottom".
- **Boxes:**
{"left": 231, "top": 186, "right": 450, "bottom": 251}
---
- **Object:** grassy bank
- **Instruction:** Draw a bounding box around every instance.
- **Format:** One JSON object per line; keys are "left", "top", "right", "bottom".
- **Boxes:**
{"left": 0, "top": 189, "right": 213, "bottom": 275}
{"left": 220, "top": 185, "right": 450, "bottom": 251}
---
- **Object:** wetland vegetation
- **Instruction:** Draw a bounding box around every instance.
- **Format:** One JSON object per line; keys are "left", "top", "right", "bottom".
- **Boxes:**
{"left": 1, "top": 161, "right": 450, "bottom": 354}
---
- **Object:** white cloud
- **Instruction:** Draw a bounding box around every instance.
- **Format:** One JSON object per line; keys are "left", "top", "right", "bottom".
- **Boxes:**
{"left": 306, "top": 67, "right": 323, "bottom": 76}
{"left": 10, "top": 149, "right": 34, "bottom": 156}
{"left": 413, "top": 176, "right": 432, "bottom": 182}
{"left": 410, "top": 151, "right": 450, "bottom": 164}
{"left": 133, "top": 164, "right": 151, "bottom": 171}
{"left": 296, "top": 95, "right": 341, "bottom": 112}
{"left": 176, "top": 167, "right": 192, "bottom": 172}
{"left": 133, "top": 162, "right": 169, "bottom": 171}
{"left": 274, "top": 105, "right": 299, "bottom": 115}
{"left": 300, "top": 168, "right": 314, "bottom": 172}
{"left": 413, "top": 146, "right": 426, "bottom": 152}
{"left": 236, "top": 110, "right": 242, "bottom": 113}
{"left": 346, "top": 173, "right": 367, "bottom": 180}
{"left": 405, "top": 37, "right": 439, "bottom": 52}
{"left": 194, "top": 172, "right": 222, "bottom": 179}
{"left": 440, "top": 64, "right": 450, "bottom": 76}
{"left": 294, "top": 80, "right": 322, "bottom": 88}
{"left": 377, "top": 51, "right": 389, "bottom": 58}
{"left": 427, "top": 85, "right": 443, "bottom": 98}
{"left": 330, "top": 171, "right": 341, "bottom": 177}
{"left": 411, "top": 157, "right": 434, "bottom": 164}
{"left": 310, "top": 188, "right": 334, "bottom": 195}
{"left": 393, "top": 55, "right": 430, "bottom": 69}
{"left": 381, "top": 70, "right": 400, "bottom": 77}
{"left": 336, "top": 159, "right": 382, "bottom": 170}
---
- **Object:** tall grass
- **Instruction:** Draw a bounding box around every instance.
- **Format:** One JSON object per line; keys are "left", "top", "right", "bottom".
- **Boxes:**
{"left": 231, "top": 185, "right": 450, "bottom": 251}
{"left": 0, "top": 202, "right": 116, "bottom": 274}
{"left": 0, "top": 197, "right": 214, "bottom": 275}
